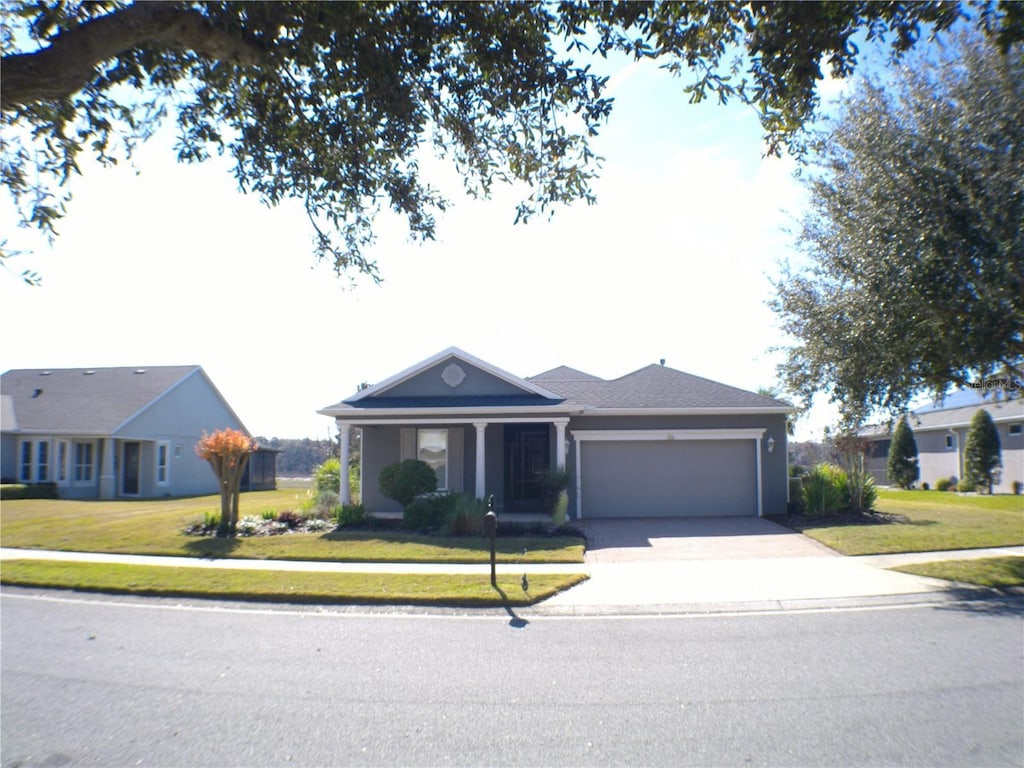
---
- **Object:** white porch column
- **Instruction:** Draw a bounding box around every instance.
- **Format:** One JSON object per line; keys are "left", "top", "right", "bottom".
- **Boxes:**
{"left": 338, "top": 422, "right": 351, "bottom": 506}
{"left": 554, "top": 419, "right": 568, "bottom": 469}
{"left": 99, "top": 438, "right": 116, "bottom": 499}
{"left": 473, "top": 422, "right": 488, "bottom": 499}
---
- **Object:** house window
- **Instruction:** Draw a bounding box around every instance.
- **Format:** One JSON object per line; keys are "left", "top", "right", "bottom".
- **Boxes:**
{"left": 157, "top": 442, "right": 170, "bottom": 485}
{"left": 20, "top": 441, "right": 32, "bottom": 482}
{"left": 37, "top": 441, "right": 49, "bottom": 482}
{"left": 945, "top": 434, "right": 956, "bottom": 450}
{"left": 74, "top": 442, "right": 94, "bottom": 483}
{"left": 1009, "top": 424, "right": 1022, "bottom": 437}
{"left": 56, "top": 441, "right": 68, "bottom": 484}
{"left": 417, "top": 429, "right": 448, "bottom": 490}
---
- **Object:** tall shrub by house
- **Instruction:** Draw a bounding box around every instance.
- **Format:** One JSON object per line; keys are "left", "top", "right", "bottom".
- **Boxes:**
{"left": 802, "top": 463, "right": 847, "bottom": 517}
{"left": 379, "top": 459, "right": 437, "bottom": 510}
{"left": 964, "top": 408, "right": 1002, "bottom": 494}
{"left": 886, "top": 415, "right": 919, "bottom": 489}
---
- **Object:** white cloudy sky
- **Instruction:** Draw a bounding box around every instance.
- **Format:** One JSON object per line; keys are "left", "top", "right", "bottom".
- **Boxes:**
{"left": 1, "top": 52, "right": 850, "bottom": 441}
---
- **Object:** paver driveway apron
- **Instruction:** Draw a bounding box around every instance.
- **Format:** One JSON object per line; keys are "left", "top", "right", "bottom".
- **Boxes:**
{"left": 540, "top": 517, "right": 949, "bottom": 608}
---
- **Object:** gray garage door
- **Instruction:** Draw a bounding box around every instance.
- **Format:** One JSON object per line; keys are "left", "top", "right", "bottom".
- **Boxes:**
{"left": 580, "top": 439, "right": 757, "bottom": 518}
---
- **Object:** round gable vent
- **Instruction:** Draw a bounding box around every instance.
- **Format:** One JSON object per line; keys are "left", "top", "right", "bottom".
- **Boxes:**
{"left": 441, "top": 363, "right": 466, "bottom": 388}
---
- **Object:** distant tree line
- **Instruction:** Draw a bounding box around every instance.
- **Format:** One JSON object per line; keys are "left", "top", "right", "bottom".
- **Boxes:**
{"left": 255, "top": 436, "right": 355, "bottom": 477}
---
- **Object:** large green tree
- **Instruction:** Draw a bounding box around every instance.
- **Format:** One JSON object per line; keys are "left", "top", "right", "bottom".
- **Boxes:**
{"left": 4, "top": 1, "right": 1018, "bottom": 281}
{"left": 963, "top": 408, "right": 1002, "bottom": 494}
{"left": 772, "top": 28, "right": 1024, "bottom": 427}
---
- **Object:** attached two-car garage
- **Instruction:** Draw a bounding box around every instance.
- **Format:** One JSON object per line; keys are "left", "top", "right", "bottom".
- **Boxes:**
{"left": 573, "top": 429, "right": 764, "bottom": 519}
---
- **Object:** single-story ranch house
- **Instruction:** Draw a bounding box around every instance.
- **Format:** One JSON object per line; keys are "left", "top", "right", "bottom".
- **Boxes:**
{"left": 1, "top": 365, "right": 274, "bottom": 499}
{"left": 319, "top": 348, "right": 792, "bottom": 519}
{"left": 861, "top": 392, "right": 1024, "bottom": 493}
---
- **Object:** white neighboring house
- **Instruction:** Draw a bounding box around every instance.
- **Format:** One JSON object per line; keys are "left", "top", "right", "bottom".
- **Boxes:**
{"left": 1, "top": 365, "right": 264, "bottom": 499}
{"left": 861, "top": 391, "right": 1024, "bottom": 493}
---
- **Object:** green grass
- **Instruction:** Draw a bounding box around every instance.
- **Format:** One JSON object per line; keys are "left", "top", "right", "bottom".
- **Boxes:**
{"left": 0, "top": 560, "right": 588, "bottom": 606}
{"left": 786, "top": 489, "right": 1024, "bottom": 556}
{"left": 0, "top": 491, "right": 584, "bottom": 564}
{"left": 893, "top": 556, "right": 1024, "bottom": 589}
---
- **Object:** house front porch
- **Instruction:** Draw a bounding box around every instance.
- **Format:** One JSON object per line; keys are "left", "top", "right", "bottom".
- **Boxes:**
{"left": 339, "top": 417, "right": 569, "bottom": 516}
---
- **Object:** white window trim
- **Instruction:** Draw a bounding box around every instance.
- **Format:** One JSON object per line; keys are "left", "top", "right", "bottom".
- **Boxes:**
{"left": 73, "top": 440, "right": 96, "bottom": 485}
{"left": 945, "top": 433, "right": 957, "bottom": 450}
{"left": 18, "top": 439, "right": 33, "bottom": 483}
{"left": 156, "top": 441, "right": 171, "bottom": 486}
{"left": 36, "top": 439, "right": 50, "bottom": 483}
{"left": 56, "top": 440, "right": 69, "bottom": 486}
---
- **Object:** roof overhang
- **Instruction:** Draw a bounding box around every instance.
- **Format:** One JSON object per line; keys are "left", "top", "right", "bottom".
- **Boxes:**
{"left": 578, "top": 406, "right": 794, "bottom": 416}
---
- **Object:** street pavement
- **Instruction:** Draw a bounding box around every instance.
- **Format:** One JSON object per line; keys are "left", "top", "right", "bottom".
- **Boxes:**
{"left": 2, "top": 515, "right": 1021, "bottom": 614}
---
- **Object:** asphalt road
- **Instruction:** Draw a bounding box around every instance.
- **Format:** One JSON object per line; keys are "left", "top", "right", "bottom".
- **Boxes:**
{"left": 2, "top": 590, "right": 1022, "bottom": 767}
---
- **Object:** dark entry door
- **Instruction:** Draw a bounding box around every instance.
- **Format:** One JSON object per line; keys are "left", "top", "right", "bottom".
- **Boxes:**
{"left": 123, "top": 442, "right": 140, "bottom": 495}
{"left": 504, "top": 425, "right": 549, "bottom": 513}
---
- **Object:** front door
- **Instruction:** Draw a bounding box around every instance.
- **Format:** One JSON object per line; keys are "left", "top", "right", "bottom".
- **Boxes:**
{"left": 504, "top": 425, "right": 549, "bottom": 513}
{"left": 122, "top": 442, "right": 140, "bottom": 495}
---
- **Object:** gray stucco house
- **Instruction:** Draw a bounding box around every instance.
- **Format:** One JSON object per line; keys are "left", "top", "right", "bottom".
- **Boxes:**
{"left": 1, "top": 365, "right": 264, "bottom": 499}
{"left": 319, "top": 348, "right": 791, "bottom": 518}
{"left": 861, "top": 392, "right": 1024, "bottom": 493}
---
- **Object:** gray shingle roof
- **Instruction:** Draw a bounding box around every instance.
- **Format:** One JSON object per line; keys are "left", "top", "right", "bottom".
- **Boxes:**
{"left": 1, "top": 366, "right": 201, "bottom": 434}
{"left": 861, "top": 397, "right": 1024, "bottom": 436}
{"left": 529, "top": 363, "right": 789, "bottom": 410}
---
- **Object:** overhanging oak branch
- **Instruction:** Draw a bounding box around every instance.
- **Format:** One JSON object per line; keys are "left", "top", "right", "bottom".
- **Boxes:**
{"left": 1, "top": 2, "right": 263, "bottom": 110}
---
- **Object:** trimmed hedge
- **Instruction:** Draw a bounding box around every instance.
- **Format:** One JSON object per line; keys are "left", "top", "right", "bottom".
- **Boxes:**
{"left": 0, "top": 483, "right": 58, "bottom": 500}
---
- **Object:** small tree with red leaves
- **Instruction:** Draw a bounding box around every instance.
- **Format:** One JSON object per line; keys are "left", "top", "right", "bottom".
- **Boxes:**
{"left": 196, "top": 428, "right": 257, "bottom": 537}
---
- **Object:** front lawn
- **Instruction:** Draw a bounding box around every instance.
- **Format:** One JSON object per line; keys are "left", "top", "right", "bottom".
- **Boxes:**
{"left": 0, "top": 491, "right": 585, "bottom": 564}
{"left": 893, "top": 556, "right": 1024, "bottom": 589}
{"left": 0, "top": 560, "right": 588, "bottom": 606}
{"left": 778, "top": 490, "right": 1024, "bottom": 555}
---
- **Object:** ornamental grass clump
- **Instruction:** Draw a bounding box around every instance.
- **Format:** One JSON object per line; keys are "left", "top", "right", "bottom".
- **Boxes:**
{"left": 802, "top": 463, "right": 847, "bottom": 517}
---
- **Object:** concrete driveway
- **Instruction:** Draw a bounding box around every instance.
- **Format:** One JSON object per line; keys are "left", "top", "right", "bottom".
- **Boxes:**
{"left": 539, "top": 516, "right": 952, "bottom": 611}
{"left": 579, "top": 516, "right": 837, "bottom": 562}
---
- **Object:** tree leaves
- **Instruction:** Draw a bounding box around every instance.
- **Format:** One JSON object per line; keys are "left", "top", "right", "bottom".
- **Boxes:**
{"left": 772, "top": 29, "right": 1024, "bottom": 428}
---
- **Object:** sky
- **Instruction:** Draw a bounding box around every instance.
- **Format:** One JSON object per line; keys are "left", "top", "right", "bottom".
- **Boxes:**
{"left": 1, "top": 51, "right": 850, "bottom": 442}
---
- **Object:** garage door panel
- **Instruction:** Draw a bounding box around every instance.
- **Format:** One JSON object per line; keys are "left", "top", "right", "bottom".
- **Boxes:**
{"left": 581, "top": 440, "right": 756, "bottom": 518}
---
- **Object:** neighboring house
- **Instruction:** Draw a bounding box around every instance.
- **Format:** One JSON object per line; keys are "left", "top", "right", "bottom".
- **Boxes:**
{"left": 1, "top": 365, "right": 272, "bottom": 499}
{"left": 860, "top": 391, "right": 1024, "bottom": 493}
{"left": 319, "top": 347, "right": 791, "bottom": 519}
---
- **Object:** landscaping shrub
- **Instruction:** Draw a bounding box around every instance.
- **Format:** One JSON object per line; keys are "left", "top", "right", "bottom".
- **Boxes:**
{"left": 802, "top": 463, "right": 847, "bottom": 517}
{"left": 787, "top": 477, "right": 804, "bottom": 513}
{"left": 921, "top": 482, "right": 930, "bottom": 491}
{"left": 1014, "top": 481, "right": 1023, "bottom": 496}
{"left": 334, "top": 502, "right": 367, "bottom": 527}
{"left": 403, "top": 492, "right": 457, "bottom": 531}
{"left": 379, "top": 459, "right": 437, "bottom": 510}
{"left": 0, "top": 482, "right": 58, "bottom": 500}
{"left": 541, "top": 468, "right": 570, "bottom": 515}
{"left": 551, "top": 489, "right": 569, "bottom": 527}
{"left": 958, "top": 476, "right": 977, "bottom": 493}
{"left": 277, "top": 510, "right": 305, "bottom": 529}
{"left": 935, "top": 477, "right": 954, "bottom": 492}
{"left": 446, "top": 494, "right": 485, "bottom": 536}
{"left": 886, "top": 415, "right": 919, "bottom": 489}
{"left": 261, "top": 507, "right": 277, "bottom": 521}
{"left": 314, "top": 458, "right": 341, "bottom": 494}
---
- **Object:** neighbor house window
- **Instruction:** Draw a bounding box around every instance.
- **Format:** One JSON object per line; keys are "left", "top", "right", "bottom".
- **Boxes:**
{"left": 945, "top": 434, "right": 956, "bottom": 450}
{"left": 74, "top": 442, "right": 94, "bottom": 483}
{"left": 56, "top": 441, "right": 68, "bottom": 484}
{"left": 1009, "top": 424, "right": 1022, "bottom": 437}
{"left": 417, "top": 429, "right": 448, "bottom": 490}
{"left": 37, "top": 441, "right": 49, "bottom": 482}
{"left": 20, "top": 441, "right": 32, "bottom": 482}
{"left": 157, "top": 442, "right": 170, "bottom": 485}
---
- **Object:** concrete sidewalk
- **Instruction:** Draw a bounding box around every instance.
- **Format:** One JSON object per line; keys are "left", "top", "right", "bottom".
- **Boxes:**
{"left": 2, "top": 545, "right": 1020, "bottom": 614}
